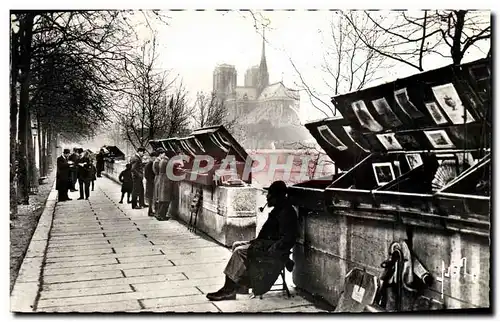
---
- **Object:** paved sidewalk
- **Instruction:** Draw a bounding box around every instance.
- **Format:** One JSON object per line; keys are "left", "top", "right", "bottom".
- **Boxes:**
{"left": 11, "top": 177, "right": 326, "bottom": 313}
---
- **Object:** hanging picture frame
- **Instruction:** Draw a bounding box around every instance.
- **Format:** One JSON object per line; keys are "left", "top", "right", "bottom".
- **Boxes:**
{"left": 376, "top": 133, "right": 403, "bottom": 151}
{"left": 405, "top": 153, "right": 423, "bottom": 170}
{"left": 372, "top": 162, "right": 396, "bottom": 186}
{"left": 425, "top": 102, "right": 448, "bottom": 125}
{"left": 371, "top": 97, "right": 403, "bottom": 127}
{"left": 394, "top": 88, "right": 424, "bottom": 118}
{"left": 351, "top": 100, "right": 383, "bottom": 132}
{"left": 424, "top": 129, "right": 455, "bottom": 149}
{"left": 317, "top": 125, "right": 348, "bottom": 151}
{"left": 431, "top": 83, "right": 475, "bottom": 124}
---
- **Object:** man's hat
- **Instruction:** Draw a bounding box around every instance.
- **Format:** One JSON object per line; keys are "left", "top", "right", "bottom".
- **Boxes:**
{"left": 63, "top": 148, "right": 71, "bottom": 154}
{"left": 156, "top": 147, "right": 166, "bottom": 154}
{"left": 265, "top": 180, "right": 288, "bottom": 197}
{"left": 137, "top": 147, "right": 146, "bottom": 152}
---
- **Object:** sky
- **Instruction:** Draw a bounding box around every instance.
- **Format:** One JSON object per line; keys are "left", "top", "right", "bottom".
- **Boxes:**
{"left": 149, "top": 10, "right": 490, "bottom": 124}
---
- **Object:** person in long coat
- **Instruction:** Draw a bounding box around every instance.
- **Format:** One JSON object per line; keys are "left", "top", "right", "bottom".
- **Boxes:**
{"left": 96, "top": 149, "right": 105, "bottom": 178}
{"left": 144, "top": 151, "right": 158, "bottom": 217}
{"left": 206, "top": 180, "right": 298, "bottom": 301}
{"left": 118, "top": 163, "right": 133, "bottom": 204}
{"left": 130, "top": 147, "right": 147, "bottom": 209}
{"left": 152, "top": 148, "right": 164, "bottom": 214}
{"left": 56, "top": 149, "right": 72, "bottom": 202}
{"left": 68, "top": 148, "right": 80, "bottom": 191}
{"left": 155, "top": 150, "right": 173, "bottom": 221}
{"left": 77, "top": 149, "right": 93, "bottom": 200}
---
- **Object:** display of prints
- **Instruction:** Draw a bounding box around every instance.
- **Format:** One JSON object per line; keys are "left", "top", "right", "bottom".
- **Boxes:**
{"left": 376, "top": 133, "right": 403, "bottom": 150}
{"left": 351, "top": 100, "right": 383, "bottom": 132}
{"left": 405, "top": 153, "right": 423, "bottom": 170}
{"left": 371, "top": 97, "right": 403, "bottom": 127}
{"left": 424, "top": 130, "right": 455, "bottom": 149}
{"left": 425, "top": 102, "right": 448, "bottom": 125}
{"left": 394, "top": 88, "right": 424, "bottom": 118}
{"left": 431, "top": 83, "right": 475, "bottom": 124}
{"left": 317, "top": 125, "right": 348, "bottom": 151}
{"left": 342, "top": 126, "right": 369, "bottom": 152}
{"left": 372, "top": 162, "right": 396, "bottom": 186}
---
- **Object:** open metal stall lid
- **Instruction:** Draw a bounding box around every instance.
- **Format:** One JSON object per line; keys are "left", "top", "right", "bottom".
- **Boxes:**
{"left": 330, "top": 58, "right": 491, "bottom": 154}
{"left": 304, "top": 117, "right": 370, "bottom": 172}
{"left": 102, "top": 145, "right": 125, "bottom": 159}
{"left": 191, "top": 125, "right": 250, "bottom": 163}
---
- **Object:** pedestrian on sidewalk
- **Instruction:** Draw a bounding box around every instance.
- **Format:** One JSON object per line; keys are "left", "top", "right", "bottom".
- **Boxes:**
{"left": 89, "top": 160, "right": 97, "bottom": 191}
{"left": 145, "top": 151, "right": 158, "bottom": 217}
{"left": 118, "top": 163, "right": 133, "bottom": 204}
{"left": 154, "top": 148, "right": 173, "bottom": 221}
{"left": 56, "top": 149, "right": 72, "bottom": 202}
{"left": 68, "top": 148, "right": 80, "bottom": 192}
{"left": 152, "top": 149, "right": 162, "bottom": 214}
{"left": 130, "top": 147, "right": 147, "bottom": 209}
{"left": 77, "top": 149, "right": 93, "bottom": 200}
{"left": 96, "top": 148, "right": 105, "bottom": 178}
{"left": 206, "top": 180, "right": 298, "bottom": 301}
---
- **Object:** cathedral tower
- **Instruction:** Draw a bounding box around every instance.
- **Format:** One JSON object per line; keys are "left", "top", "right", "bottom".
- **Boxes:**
{"left": 256, "top": 28, "right": 269, "bottom": 97}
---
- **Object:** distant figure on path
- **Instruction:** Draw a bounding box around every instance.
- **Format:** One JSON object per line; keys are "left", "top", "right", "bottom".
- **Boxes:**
{"left": 152, "top": 149, "right": 162, "bottom": 214}
{"left": 144, "top": 151, "right": 158, "bottom": 217}
{"left": 96, "top": 149, "right": 105, "bottom": 178}
{"left": 206, "top": 180, "right": 298, "bottom": 301}
{"left": 56, "top": 149, "right": 72, "bottom": 202}
{"left": 130, "top": 147, "right": 147, "bottom": 209}
{"left": 77, "top": 149, "right": 93, "bottom": 200}
{"left": 118, "top": 163, "right": 133, "bottom": 204}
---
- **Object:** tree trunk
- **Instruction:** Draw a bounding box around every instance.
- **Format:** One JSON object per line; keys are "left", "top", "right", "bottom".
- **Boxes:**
{"left": 37, "top": 115, "right": 43, "bottom": 177}
{"left": 451, "top": 10, "right": 466, "bottom": 65}
{"left": 10, "top": 26, "right": 19, "bottom": 218}
{"left": 41, "top": 123, "right": 47, "bottom": 177}
{"left": 16, "top": 13, "right": 35, "bottom": 204}
{"left": 27, "top": 110, "right": 38, "bottom": 194}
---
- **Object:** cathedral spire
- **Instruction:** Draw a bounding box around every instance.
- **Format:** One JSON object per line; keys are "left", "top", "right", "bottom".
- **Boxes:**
{"left": 257, "top": 26, "right": 269, "bottom": 96}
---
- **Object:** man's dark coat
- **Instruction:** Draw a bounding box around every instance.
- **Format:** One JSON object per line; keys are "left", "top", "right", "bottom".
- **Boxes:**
{"left": 56, "top": 155, "right": 70, "bottom": 191}
{"left": 247, "top": 198, "right": 298, "bottom": 295}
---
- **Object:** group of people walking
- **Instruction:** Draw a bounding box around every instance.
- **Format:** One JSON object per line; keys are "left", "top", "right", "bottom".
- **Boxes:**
{"left": 119, "top": 147, "right": 179, "bottom": 221}
{"left": 56, "top": 148, "right": 97, "bottom": 201}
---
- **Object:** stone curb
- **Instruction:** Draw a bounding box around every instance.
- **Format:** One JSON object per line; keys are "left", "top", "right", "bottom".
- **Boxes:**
{"left": 10, "top": 181, "right": 58, "bottom": 313}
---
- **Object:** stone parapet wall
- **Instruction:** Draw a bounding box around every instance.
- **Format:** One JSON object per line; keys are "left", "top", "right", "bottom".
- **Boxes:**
{"left": 292, "top": 208, "right": 490, "bottom": 311}
{"left": 177, "top": 181, "right": 258, "bottom": 247}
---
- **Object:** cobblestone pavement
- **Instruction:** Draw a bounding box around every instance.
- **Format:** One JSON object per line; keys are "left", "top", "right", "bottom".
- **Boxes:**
{"left": 11, "top": 177, "right": 326, "bottom": 313}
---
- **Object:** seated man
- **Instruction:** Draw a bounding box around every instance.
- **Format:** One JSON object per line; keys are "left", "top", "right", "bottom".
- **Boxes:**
{"left": 206, "top": 180, "right": 298, "bottom": 301}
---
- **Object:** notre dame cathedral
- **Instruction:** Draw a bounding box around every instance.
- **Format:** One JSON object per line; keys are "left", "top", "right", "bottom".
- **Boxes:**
{"left": 212, "top": 33, "right": 312, "bottom": 150}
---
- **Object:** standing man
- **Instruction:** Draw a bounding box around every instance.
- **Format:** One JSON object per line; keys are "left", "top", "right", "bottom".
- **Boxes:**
{"left": 68, "top": 148, "right": 80, "bottom": 191}
{"left": 144, "top": 151, "right": 158, "bottom": 216}
{"left": 155, "top": 149, "right": 173, "bottom": 221}
{"left": 130, "top": 147, "right": 147, "bottom": 209}
{"left": 206, "top": 180, "right": 298, "bottom": 301}
{"left": 77, "top": 149, "right": 92, "bottom": 200}
{"left": 56, "top": 149, "right": 72, "bottom": 202}
{"left": 96, "top": 148, "right": 105, "bottom": 178}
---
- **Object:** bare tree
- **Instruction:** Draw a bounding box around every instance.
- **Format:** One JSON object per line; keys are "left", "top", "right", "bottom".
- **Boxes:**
{"left": 192, "top": 91, "right": 236, "bottom": 131}
{"left": 119, "top": 45, "right": 193, "bottom": 151}
{"left": 289, "top": 12, "right": 387, "bottom": 118}
{"left": 10, "top": 10, "right": 169, "bottom": 209}
{"left": 344, "top": 10, "right": 490, "bottom": 71}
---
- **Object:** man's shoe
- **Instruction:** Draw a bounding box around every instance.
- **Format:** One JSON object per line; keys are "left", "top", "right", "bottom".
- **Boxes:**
{"left": 77, "top": 197, "right": 84, "bottom": 200}
{"left": 155, "top": 216, "right": 170, "bottom": 221}
{"left": 206, "top": 289, "right": 237, "bottom": 301}
{"left": 133, "top": 206, "right": 142, "bottom": 210}
{"left": 119, "top": 201, "right": 123, "bottom": 204}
